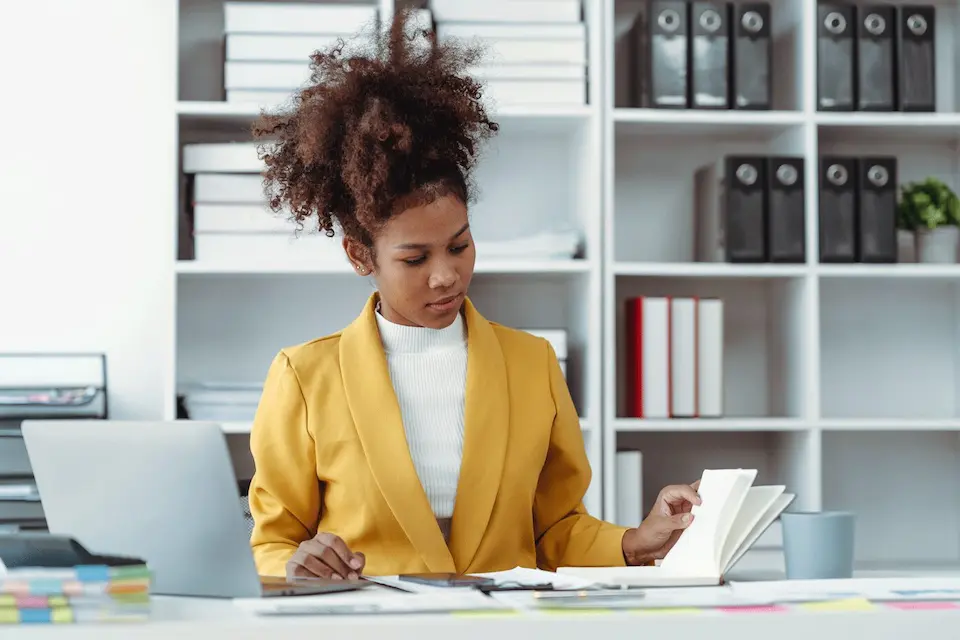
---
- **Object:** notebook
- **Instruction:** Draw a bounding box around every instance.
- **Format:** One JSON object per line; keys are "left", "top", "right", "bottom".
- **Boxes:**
{"left": 558, "top": 469, "right": 795, "bottom": 587}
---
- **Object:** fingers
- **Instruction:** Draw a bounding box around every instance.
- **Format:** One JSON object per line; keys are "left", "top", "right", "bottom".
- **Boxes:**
{"left": 286, "top": 551, "right": 332, "bottom": 580}
{"left": 660, "top": 483, "right": 702, "bottom": 507}
{"left": 302, "top": 537, "right": 352, "bottom": 579}
{"left": 669, "top": 512, "right": 694, "bottom": 530}
{"left": 691, "top": 479, "right": 701, "bottom": 491}
{"left": 289, "top": 534, "right": 362, "bottom": 580}
{"left": 315, "top": 532, "right": 364, "bottom": 576}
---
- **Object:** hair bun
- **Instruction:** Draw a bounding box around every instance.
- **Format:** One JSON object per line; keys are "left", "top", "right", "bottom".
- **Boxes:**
{"left": 253, "top": 8, "right": 498, "bottom": 243}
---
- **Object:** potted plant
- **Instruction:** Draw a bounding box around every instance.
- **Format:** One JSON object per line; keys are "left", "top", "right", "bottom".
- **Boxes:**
{"left": 898, "top": 177, "right": 960, "bottom": 264}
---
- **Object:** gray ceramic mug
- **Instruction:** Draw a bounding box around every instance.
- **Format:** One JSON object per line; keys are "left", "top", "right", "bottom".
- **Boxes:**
{"left": 780, "top": 511, "right": 856, "bottom": 580}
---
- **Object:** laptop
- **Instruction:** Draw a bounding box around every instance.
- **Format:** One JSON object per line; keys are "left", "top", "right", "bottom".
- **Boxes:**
{"left": 20, "top": 419, "right": 371, "bottom": 599}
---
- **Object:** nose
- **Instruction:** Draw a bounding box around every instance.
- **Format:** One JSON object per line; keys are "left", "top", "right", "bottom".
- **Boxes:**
{"left": 428, "top": 260, "right": 458, "bottom": 289}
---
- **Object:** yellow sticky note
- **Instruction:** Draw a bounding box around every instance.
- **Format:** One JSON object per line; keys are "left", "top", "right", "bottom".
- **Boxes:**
{"left": 0, "top": 609, "right": 20, "bottom": 624}
{"left": 799, "top": 598, "right": 875, "bottom": 612}
{"left": 51, "top": 607, "right": 75, "bottom": 624}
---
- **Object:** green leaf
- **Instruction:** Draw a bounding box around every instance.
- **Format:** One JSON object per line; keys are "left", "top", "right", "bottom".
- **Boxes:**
{"left": 899, "top": 176, "right": 960, "bottom": 229}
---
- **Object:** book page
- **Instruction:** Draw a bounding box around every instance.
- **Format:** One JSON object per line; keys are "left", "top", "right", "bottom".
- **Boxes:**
{"left": 724, "top": 493, "right": 795, "bottom": 574}
{"left": 659, "top": 469, "right": 756, "bottom": 576}
{"left": 718, "top": 485, "right": 784, "bottom": 572}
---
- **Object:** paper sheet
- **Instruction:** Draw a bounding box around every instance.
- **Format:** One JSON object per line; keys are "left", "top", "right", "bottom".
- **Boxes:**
{"left": 234, "top": 588, "right": 510, "bottom": 615}
{"left": 470, "top": 566, "right": 600, "bottom": 590}
{"left": 488, "top": 586, "right": 772, "bottom": 610}
{"left": 730, "top": 577, "right": 960, "bottom": 603}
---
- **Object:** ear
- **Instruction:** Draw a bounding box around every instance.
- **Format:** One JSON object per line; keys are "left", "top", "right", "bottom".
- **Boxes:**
{"left": 343, "top": 237, "right": 373, "bottom": 276}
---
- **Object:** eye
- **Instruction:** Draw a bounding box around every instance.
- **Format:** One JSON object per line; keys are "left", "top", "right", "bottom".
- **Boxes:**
{"left": 403, "top": 256, "right": 427, "bottom": 266}
{"left": 450, "top": 243, "right": 469, "bottom": 254}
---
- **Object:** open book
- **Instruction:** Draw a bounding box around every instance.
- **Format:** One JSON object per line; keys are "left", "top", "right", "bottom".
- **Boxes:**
{"left": 559, "top": 469, "right": 795, "bottom": 587}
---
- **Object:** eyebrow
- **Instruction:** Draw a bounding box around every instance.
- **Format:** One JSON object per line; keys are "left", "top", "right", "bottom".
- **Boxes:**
{"left": 394, "top": 222, "right": 470, "bottom": 250}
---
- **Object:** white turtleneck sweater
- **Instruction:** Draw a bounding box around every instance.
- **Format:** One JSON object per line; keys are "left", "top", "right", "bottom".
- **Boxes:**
{"left": 374, "top": 309, "right": 467, "bottom": 519}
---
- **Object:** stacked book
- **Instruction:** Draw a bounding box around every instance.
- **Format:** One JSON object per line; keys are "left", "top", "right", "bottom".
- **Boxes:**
{"left": 432, "top": 0, "right": 587, "bottom": 107}
{"left": 180, "top": 382, "right": 263, "bottom": 423}
{"left": 624, "top": 296, "right": 724, "bottom": 419}
{"left": 0, "top": 564, "right": 151, "bottom": 624}
{"left": 182, "top": 142, "right": 344, "bottom": 265}
{"left": 182, "top": 142, "right": 581, "bottom": 265}
{"left": 223, "top": 2, "right": 380, "bottom": 108}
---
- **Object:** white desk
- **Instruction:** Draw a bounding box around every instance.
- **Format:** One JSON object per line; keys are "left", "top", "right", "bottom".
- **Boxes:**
{"left": 5, "top": 594, "right": 960, "bottom": 640}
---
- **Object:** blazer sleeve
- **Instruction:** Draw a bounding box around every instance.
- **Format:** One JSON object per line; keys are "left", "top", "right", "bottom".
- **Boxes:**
{"left": 533, "top": 341, "right": 631, "bottom": 571}
{"left": 247, "top": 351, "right": 321, "bottom": 577}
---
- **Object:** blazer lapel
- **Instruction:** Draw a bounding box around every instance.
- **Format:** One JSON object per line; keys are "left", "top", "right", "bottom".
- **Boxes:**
{"left": 339, "top": 294, "right": 455, "bottom": 573}
{"left": 449, "top": 298, "right": 509, "bottom": 571}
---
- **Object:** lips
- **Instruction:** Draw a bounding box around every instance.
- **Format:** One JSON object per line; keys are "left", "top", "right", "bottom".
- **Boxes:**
{"left": 426, "top": 293, "right": 462, "bottom": 311}
{"left": 429, "top": 294, "right": 458, "bottom": 306}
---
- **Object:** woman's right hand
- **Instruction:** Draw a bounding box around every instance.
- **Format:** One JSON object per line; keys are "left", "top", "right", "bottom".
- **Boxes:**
{"left": 286, "top": 532, "right": 365, "bottom": 580}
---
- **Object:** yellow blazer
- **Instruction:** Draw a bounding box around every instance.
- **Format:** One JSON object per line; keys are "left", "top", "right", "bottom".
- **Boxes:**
{"left": 248, "top": 293, "right": 629, "bottom": 577}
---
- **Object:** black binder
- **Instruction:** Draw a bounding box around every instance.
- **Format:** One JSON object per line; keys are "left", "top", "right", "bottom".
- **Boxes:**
{"left": 731, "top": 3, "right": 771, "bottom": 110}
{"left": 897, "top": 5, "right": 936, "bottom": 111}
{"left": 857, "top": 5, "right": 897, "bottom": 111}
{"left": 856, "top": 157, "right": 898, "bottom": 263}
{"left": 767, "top": 157, "right": 806, "bottom": 263}
{"left": 690, "top": 1, "right": 731, "bottom": 109}
{"left": 725, "top": 155, "right": 768, "bottom": 262}
{"left": 648, "top": 0, "right": 689, "bottom": 108}
{"left": 817, "top": 2, "right": 856, "bottom": 111}
{"left": 818, "top": 157, "right": 858, "bottom": 262}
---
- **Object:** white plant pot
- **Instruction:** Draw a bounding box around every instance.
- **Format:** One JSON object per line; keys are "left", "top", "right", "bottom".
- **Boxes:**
{"left": 916, "top": 226, "right": 960, "bottom": 264}
{"left": 897, "top": 229, "right": 916, "bottom": 263}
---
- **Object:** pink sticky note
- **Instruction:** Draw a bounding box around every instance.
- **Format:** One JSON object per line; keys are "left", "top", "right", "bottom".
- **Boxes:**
{"left": 719, "top": 605, "right": 789, "bottom": 614}
{"left": 886, "top": 601, "right": 960, "bottom": 611}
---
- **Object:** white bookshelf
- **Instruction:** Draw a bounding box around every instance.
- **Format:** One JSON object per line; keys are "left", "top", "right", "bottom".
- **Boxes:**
{"left": 170, "top": 0, "right": 960, "bottom": 567}
{"left": 602, "top": 0, "right": 960, "bottom": 572}
{"left": 172, "top": 0, "right": 606, "bottom": 515}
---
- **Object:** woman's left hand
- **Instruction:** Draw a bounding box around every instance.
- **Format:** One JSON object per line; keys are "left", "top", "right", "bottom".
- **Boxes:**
{"left": 621, "top": 481, "right": 701, "bottom": 566}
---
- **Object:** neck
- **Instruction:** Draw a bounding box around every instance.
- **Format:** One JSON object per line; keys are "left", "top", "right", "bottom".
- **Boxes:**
{"left": 375, "top": 305, "right": 466, "bottom": 354}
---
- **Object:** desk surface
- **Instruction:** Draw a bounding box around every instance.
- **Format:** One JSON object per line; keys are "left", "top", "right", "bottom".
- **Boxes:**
{"left": 5, "top": 594, "right": 960, "bottom": 640}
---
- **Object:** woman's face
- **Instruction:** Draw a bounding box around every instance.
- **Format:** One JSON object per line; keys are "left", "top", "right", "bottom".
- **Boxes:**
{"left": 345, "top": 194, "right": 476, "bottom": 329}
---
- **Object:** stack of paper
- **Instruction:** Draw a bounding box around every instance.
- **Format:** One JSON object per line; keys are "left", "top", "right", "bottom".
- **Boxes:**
{"left": 222, "top": 2, "right": 381, "bottom": 109}
{"left": 182, "top": 142, "right": 346, "bottom": 266}
{"left": 180, "top": 381, "right": 264, "bottom": 423}
{"left": 0, "top": 564, "right": 151, "bottom": 624}
{"left": 433, "top": 0, "right": 587, "bottom": 107}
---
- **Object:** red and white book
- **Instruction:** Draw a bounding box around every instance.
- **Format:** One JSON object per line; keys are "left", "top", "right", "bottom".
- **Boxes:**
{"left": 625, "top": 297, "right": 669, "bottom": 418}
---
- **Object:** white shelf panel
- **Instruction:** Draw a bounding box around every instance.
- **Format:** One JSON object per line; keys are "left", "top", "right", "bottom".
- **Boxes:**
{"left": 614, "top": 418, "right": 809, "bottom": 433}
{"left": 816, "top": 112, "right": 960, "bottom": 143}
{"left": 613, "top": 262, "right": 808, "bottom": 278}
{"left": 177, "top": 100, "right": 594, "bottom": 135}
{"left": 819, "top": 419, "right": 960, "bottom": 432}
{"left": 176, "top": 259, "right": 592, "bottom": 276}
{"left": 817, "top": 264, "right": 960, "bottom": 280}
{"left": 613, "top": 109, "right": 805, "bottom": 139}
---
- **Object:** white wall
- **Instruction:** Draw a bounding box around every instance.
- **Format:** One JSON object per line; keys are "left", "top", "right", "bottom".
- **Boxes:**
{"left": 0, "top": 0, "right": 177, "bottom": 418}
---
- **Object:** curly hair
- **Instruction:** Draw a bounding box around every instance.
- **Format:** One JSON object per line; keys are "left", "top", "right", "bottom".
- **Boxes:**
{"left": 253, "top": 8, "right": 500, "bottom": 252}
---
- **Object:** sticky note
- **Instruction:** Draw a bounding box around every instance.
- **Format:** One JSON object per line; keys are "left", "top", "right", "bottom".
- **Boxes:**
{"left": 634, "top": 607, "right": 703, "bottom": 615}
{"left": 798, "top": 598, "right": 875, "bottom": 612}
{"left": 719, "top": 605, "right": 789, "bottom": 614}
{"left": 452, "top": 610, "right": 521, "bottom": 618}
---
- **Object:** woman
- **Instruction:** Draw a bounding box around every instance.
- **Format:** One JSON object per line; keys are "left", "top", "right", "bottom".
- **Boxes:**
{"left": 247, "top": 9, "right": 700, "bottom": 580}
